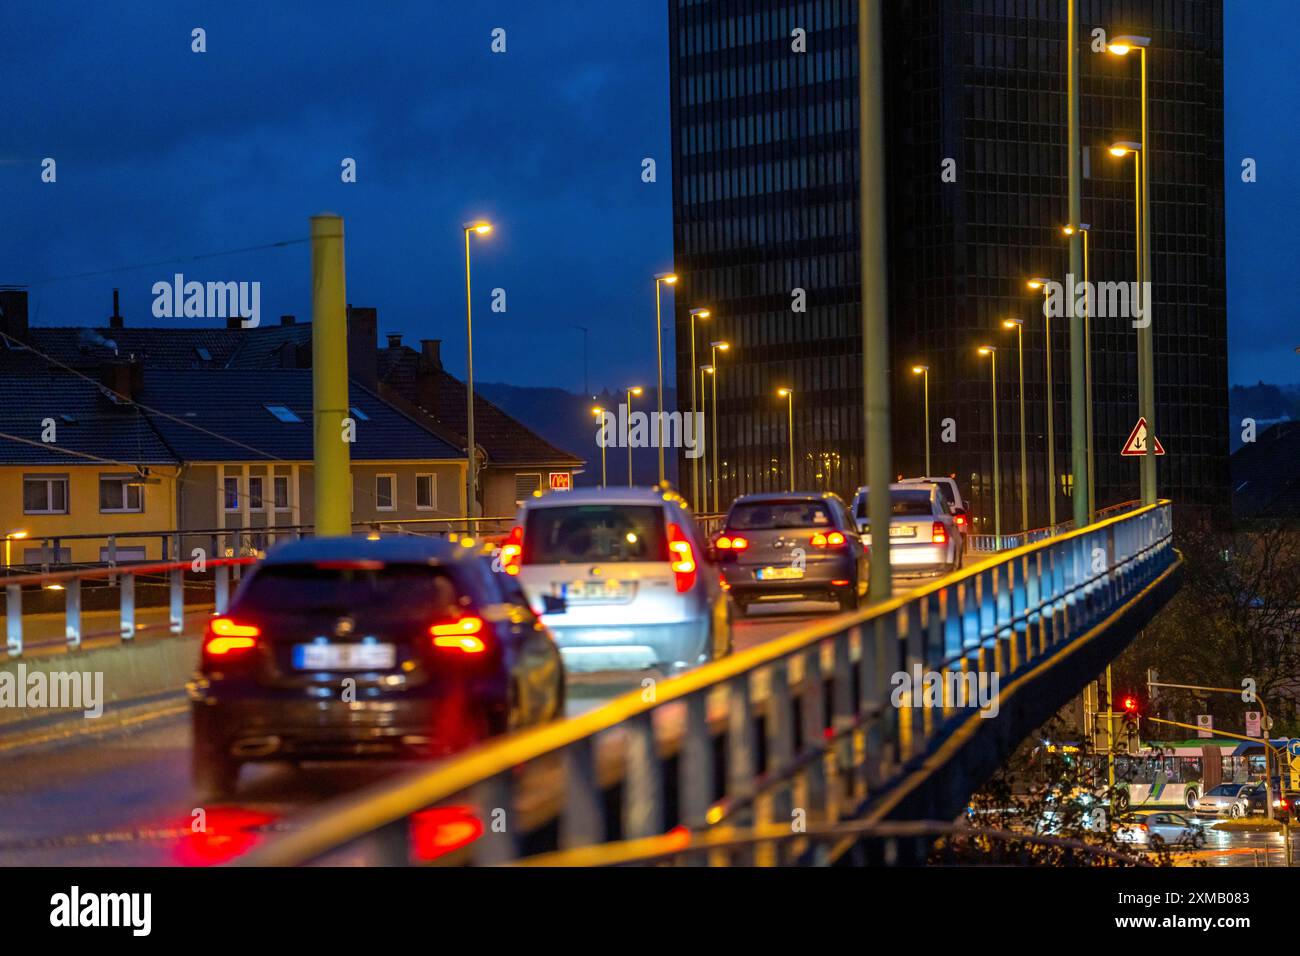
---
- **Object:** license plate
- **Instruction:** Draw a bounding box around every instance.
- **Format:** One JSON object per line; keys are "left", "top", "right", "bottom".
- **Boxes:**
{"left": 561, "top": 579, "right": 632, "bottom": 603}
{"left": 889, "top": 526, "right": 916, "bottom": 538}
{"left": 757, "top": 566, "right": 804, "bottom": 581}
{"left": 293, "top": 642, "right": 396, "bottom": 670}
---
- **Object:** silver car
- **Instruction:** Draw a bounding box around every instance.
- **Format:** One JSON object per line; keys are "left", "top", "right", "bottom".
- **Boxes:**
{"left": 1190, "top": 782, "right": 1251, "bottom": 818}
{"left": 850, "top": 483, "right": 962, "bottom": 575}
{"left": 507, "top": 485, "right": 731, "bottom": 675}
{"left": 897, "top": 476, "right": 970, "bottom": 552}
{"left": 1114, "top": 811, "right": 1207, "bottom": 848}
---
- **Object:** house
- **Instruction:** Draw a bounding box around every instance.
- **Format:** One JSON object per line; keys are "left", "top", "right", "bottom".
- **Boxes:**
{"left": 1231, "top": 420, "right": 1300, "bottom": 524}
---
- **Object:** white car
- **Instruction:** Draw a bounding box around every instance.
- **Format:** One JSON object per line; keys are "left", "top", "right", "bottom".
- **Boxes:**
{"left": 503, "top": 485, "right": 731, "bottom": 675}
{"left": 850, "top": 483, "right": 962, "bottom": 575}
{"left": 897, "top": 476, "right": 970, "bottom": 551}
{"left": 1114, "top": 811, "right": 1207, "bottom": 849}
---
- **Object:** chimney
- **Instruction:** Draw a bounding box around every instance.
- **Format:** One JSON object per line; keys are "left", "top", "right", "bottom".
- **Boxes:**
{"left": 415, "top": 338, "right": 443, "bottom": 416}
{"left": 109, "top": 288, "right": 124, "bottom": 328}
{"left": 0, "top": 289, "right": 29, "bottom": 345}
{"left": 100, "top": 359, "right": 143, "bottom": 402}
{"left": 345, "top": 305, "right": 379, "bottom": 390}
{"left": 419, "top": 339, "right": 443, "bottom": 372}
{"left": 280, "top": 314, "right": 296, "bottom": 326}
{"left": 386, "top": 333, "right": 403, "bottom": 350}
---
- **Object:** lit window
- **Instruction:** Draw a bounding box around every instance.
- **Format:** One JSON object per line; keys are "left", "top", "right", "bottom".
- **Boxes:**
{"left": 265, "top": 404, "right": 302, "bottom": 423}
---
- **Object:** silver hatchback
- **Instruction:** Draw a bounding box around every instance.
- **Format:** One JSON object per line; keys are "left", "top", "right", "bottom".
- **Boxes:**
{"left": 851, "top": 483, "right": 962, "bottom": 575}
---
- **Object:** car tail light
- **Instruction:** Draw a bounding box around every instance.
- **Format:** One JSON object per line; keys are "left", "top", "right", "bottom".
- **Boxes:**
{"left": 430, "top": 616, "right": 487, "bottom": 654}
{"left": 953, "top": 513, "right": 967, "bottom": 527}
{"left": 204, "top": 617, "right": 259, "bottom": 656}
{"left": 499, "top": 526, "right": 524, "bottom": 576}
{"left": 811, "top": 531, "right": 846, "bottom": 548}
{"left": 1137, "top": 823, "right": 1148, "bottom": 831}
{"left": 666, "top": 523, "right": 697, "bottom": 593}
{"left": 716, "top": 534, "right": 749, "bottom": 551}
{"left": 932, "top": 521, "right": 947, "bottom": 544}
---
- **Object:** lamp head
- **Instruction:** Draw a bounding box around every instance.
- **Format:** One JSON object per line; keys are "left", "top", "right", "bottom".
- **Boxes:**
{"left": 629, "top": 386, "right": 644, "bottom": 396}
{"left": 1109, "top": 141, "right": 1142, "bottom": 157}
{"left": 777, "top": 387, "right": 792, "bottom": 397}
{"left": 654, "top": 272, "right": 678, "bottom": 284}
{"left": 1107, "top": 35, "right": 1150, "bottom": 56}
{"left": 711, "top": 340, "right": 730, "bottom": 351}
{"left": 463, "top": 220, "right": 492, "bottom": 234}
{"left": 701, "top": 365, "right": 715, "bottom": 374}
{"left": 977, "top": 346, "right": 994, "bottom": 356}
{"left": 1003, "top": 318, "right": 1023, "bottom": 329}
{"left": 1026, "top": 277, "right": 1050, "bottom": 291}
{"left": 689, "top": 307, "right": 711, "bottom": 318}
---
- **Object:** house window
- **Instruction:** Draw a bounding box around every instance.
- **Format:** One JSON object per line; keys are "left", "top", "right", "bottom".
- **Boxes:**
{"left": 264, "top": 404, "right": 302, "bottom": 423}
{"left": 98, "top": 546, "right": 147, "bottom": 564}
{"left": 23, "top": 546, "right": 71, "bottom": 565}
{"left": 223, "top": 476, "right": 240, "bottom": 511}
{"left": 376, "top": 474, "right": 396, "bottom": 511}
{"left": 273, "top": 475, "right": 291, "bottom": 511}
{"left": 99, "top": 475, "right": 143, "bottom": 513}
{"left": 514, "top": 473, "right": 542, "bottom": 505}
{"left": 23, "top": 475, "right": 69, "bottom": 515}
{"left": 416, "top": 474, "right": 435, "bottom": 510}
{"left": 248, "top": 476, "right": 265, "bottom": 511}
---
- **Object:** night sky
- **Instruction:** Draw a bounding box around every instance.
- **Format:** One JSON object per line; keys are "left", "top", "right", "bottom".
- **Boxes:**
{"left": 2, "top": 1, "right": 1295, "bottom": 392}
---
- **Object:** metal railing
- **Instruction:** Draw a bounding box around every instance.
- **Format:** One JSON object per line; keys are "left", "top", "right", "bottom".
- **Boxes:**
{"left": 965, "top": 499, "right": 1142, "bottom": 554}
{"left": 235, "top": 500, "right": 1178, "bottom": 867}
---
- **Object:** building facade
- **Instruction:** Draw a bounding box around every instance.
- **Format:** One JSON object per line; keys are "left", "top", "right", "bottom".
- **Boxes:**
{"left": 669, "top": 0, "right": 1228, "bottom": 529}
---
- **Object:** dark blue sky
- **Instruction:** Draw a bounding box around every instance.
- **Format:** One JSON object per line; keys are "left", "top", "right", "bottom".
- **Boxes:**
{"left": 2, "top": 2, "right": 1295, "bottom": 392}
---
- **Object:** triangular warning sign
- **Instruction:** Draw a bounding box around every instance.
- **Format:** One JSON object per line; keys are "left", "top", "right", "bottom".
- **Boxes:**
{"left": 1121, "top": 417, "right": 1166, "bottom": 456}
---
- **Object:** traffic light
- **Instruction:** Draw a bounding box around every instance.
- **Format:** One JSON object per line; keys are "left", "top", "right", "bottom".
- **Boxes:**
{"left": 1121, "top": 695, "right": 1138, "bottom": 715}
{"left": 1121, "top": 695, "right": 1140, "bottom": 753}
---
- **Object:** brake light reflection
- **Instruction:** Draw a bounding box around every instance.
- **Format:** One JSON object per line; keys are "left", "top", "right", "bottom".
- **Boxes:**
{"left": 410, "top": 806, "right": 485, "bottom": 862}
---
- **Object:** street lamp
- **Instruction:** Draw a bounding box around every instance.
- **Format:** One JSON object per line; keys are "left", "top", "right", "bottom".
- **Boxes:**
{"left": 1002, "top": 320, "right": 1029, "bottom": 532}
{"left": 688, "top": 307, "right": 711, "bottom": 507}
{"left": 777, "top": 387, "right": 795, "bottom": 492}
{"left": 699, "top": 366, "right": 714, "bottom": 505}
{"left": 625, "top": 385, "right": 644, "bottom": 487}
{"left": 1026, "top": 277, "right": 1057, "bottom": 528}
{"left": 911, "top": 364, "right": 931, "bottom": 475}
{"left": 3, "top": 530, "right": 27, "bottom": 570}
{"left": 710, "top": 340, "right": 730, "bottom": 512}
{"left": 1108, "top": 36, "right": 1156, "bottom": 505}
{"left": 653, "top": 271, "right": 679, "bottom": 483}
{"left": 977, "top": 348, "right": 1001, "bottom": 544}
{"left": 462, "top": 220, "right": 493, "bottom": 520}
{"left": 1062, "top": 223, "right": 1096, "bottom": 520}
{"left": 591, "top": 406, "right": 607, "bottom": 488}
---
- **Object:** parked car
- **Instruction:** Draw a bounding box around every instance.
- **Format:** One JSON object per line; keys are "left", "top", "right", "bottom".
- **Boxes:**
{"left": 850, "top": 483, "right": 962, "bottom": 575}
{"left": 713, "top": 492, "right": 867, "bottom": 615}
{"left": 1113, "top": 810, "right": 1207, "bottom": 849}
{"left": 1190, "top": 782, "right": 1252, "bottom": 818}
{"left": 505, "top": 485, "right": 731, "bottom": 675}
{"left": 897, "top": 476, "right": 970, "bottom": 549}
{"left": 188, "top": 536, "right": 566, "bottom": 799}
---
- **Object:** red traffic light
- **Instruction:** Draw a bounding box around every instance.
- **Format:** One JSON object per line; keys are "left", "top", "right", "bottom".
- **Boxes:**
{"left": 1122, "top": 696, "right": 1139, "bottom": 713}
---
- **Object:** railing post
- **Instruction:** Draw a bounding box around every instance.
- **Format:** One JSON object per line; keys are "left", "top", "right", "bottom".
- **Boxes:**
{"left": 120, "top": 572, "right": 136, "bottom": 640}
{"left": 800, "top": 647, "right": 828, "bottom": 819}
{"left": 622, "top": 711, "right": 663, "bottom": 840}
{"left": 560, "top": 738, "right": 606, "bottom": 849}
{"left": 6, "top": 583, "right": 22, "bottom": 656}
{"left": 680, "top": 692, "right": 714, "bottom": 830}
{"left": 65, "top": 577, "right": 82, "bottom": 649}
{"left": 726, "top": 674, "right": 757, "bottom": 836}
{"left": 215, "top": 564, "right": 230, "bottom": 615}
{"left": 169, "top": 566, "right": 184, "bottom": 635}
{"left": 762, "top": 661, "right": 796, "bottom": 864}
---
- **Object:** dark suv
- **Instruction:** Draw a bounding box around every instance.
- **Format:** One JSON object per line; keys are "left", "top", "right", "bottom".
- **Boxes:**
{"left": 188, "top": 536, "right": 565, "bottom": 799}
{"left": 714, "top": 492, "right": 867, "bottom": 614}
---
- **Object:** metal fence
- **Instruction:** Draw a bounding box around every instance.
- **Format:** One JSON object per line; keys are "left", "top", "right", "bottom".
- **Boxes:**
{"left": 964, "top": 499, "right": 1142, "bottom": 554}
{"left": 235, "top": 500, "right": 1177, "bottom": 867}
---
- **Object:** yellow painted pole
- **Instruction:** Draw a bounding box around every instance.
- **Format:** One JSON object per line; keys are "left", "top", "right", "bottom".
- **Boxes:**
{"left": 1139, "top": 46, "right": 1156, "bottom": 506}
{"left": 310, "top": 214, "right": 352, "bottom": 537}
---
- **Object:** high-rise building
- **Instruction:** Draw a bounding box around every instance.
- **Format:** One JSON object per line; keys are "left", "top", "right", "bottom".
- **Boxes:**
{"left": 668, "top": 0, "right": 1228, "bottom": 529}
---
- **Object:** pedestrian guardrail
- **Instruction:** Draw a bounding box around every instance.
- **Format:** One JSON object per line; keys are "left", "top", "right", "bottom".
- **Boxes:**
{"left": 234, "top": 500, "right": 1178, "bottom": 867}
{"left": 965, "top": 499, "right": 1142, "bottom": 554}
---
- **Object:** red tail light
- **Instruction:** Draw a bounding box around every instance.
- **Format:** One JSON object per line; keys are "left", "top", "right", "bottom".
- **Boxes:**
{"left": 430, "top": 616, "right": 487, "bottom": 654}
{"left": 667, "top": 523, "right": 697, "bottom": 593}
{"left": 204, "top": 617, "right": 259, "bottom": 656}
{"left": 953, "top": 513, "right": 967, "bottom": 527}
{"left": 716, "top": 534, "right": 749, "bottom": 551}
{"left": 932, "top": 521, "right": 947, "bottom": 544}
{"left": 811, "top": 531, "right": 846, "bottom": 548}
{"left": 499, "top": 526, "right": 524, "bottom": 576}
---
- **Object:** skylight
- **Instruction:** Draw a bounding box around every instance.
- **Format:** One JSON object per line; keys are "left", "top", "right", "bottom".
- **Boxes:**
{"left": 264, "top": 404, "right": 302, "bottom": 423}
{"left": 349, "top": 406, "right": 370, "bottom": 421}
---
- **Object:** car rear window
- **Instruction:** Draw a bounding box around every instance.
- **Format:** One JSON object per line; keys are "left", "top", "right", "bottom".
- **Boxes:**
{"left": 728, "top": 500, "right": 831, "bottom": 530}
{"left": 237, "top": 563, "right": 462, "bottom": 618}
{"left": 524, "top": 505, "right": 668, "bottom": 564}
{"left": 855, "top": 490, "right": 934, "bottom": 518}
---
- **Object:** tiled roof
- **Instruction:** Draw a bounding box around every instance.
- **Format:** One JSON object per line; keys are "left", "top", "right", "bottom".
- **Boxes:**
{"left": 1231, "top": 420, "right": 1300, "bottom": 521}
{"left": 0, "top": 370, "right": 179, "bottom": 466}
{"left": 0, "top": 326, "right": 243, "bottom": 371}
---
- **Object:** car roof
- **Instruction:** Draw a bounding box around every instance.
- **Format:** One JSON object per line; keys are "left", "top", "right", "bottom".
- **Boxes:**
{"left": 519, "top": 485, "right": 688, "bottom": 509}
{"left": 261, "top": 534, "right": 468, "bottom": 566}
{"left": 853, "top": 483, "right": 937, "bottom": 495}
{"left": 729, "top": 491, "right": 845, "bottom": 506}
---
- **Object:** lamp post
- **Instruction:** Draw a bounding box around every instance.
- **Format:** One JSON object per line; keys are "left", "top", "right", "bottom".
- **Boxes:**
{"left": 699, "top": 365, "right": 714, "bottom": 507}
{"left": 1110, "top": 140, "right": 1148, "bottom": 498}
{"left": 687, "top": 307, "right": 711, "bottom": 508}
{"left": 977, "top": 347, "right": 1000, "bottom": 544}
{"left": 911, "top": 364, "right": 930, "bottom": 475}
{"left": 709, "top": 340, "right": 730, "bottom": 512}
{"left": 4, "top": 530, "right": 28, "bottom": 570}
{"left": 1026, "top": 277, "right": 1057, "bottom": 527}
{"left": 653, "top": 272, "right": 678, "bottom": 484}
{"left": 1063, "top": 223, "right": 1095, "bottom": 520}
{"left": 591, "top": 406, "right": 607, "bottom": 488}
{"left": 625, "top": 385, "right": 644, "bottom": 487}
{"left": 1002, "top": 320, "right": 1029, "bottom": 532}
{"left": 777, "top": 387, "right": 795, "bottom": 492}
{"left": 462, "top": 220, "right": 493, "bottom": 519}
{"left": 1109, "top": 35, "right": 1155, "bottom": 505}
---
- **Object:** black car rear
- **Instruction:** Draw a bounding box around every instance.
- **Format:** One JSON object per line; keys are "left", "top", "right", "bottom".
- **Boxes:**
{"left": 188, "top": 537, "right": 563, "bottom": 799}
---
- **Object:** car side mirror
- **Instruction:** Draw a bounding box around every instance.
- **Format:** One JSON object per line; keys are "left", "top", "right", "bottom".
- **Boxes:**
{"left": 541, "top": 594, "right": 567, "bottom": 615}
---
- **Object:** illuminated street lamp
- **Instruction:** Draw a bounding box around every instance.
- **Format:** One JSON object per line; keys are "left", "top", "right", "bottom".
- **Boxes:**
{"left": 1002, "top": 320, "right": 1029, "bottom": 532}
{"left": 1026, "top": 277, "right": 1057, "bottom": 527}
{"left": 653, "top": 272, "right": 679, "bottom": 483}
{"left": 3, "top": 529, "right": 27, "bottom": 570}
{"left": 1062, "top": 223, "right": 1095, "bottom": 520}
{"left": 911, "top": 364, "right": 931, "bottom": 475}
{"left": 591, "top": 406, "right": 607, "bottom": 488}
{"left": 688, "top": 307, "right": 711, "bottom": 507}
{"left": 709, "top": 340, "right": 730, "bottom": 511}
{"left": 977, "top": 348, "right": 1001, "bottom": 544}
{"left": 625, "top": 385, "right": 644, "bottom": 487}
{"left": 700, "top": 365, "right": 714, "bottom": 504}
{"left": 777, "top": 387, "right": 795, "bottom": 492}
{"left": 462, "top": 220, "right": 493, "bottom": 519}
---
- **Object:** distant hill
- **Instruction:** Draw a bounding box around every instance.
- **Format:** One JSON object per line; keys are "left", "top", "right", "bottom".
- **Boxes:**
{"left": 477, "top": 382, "right": 680, "bottom": 487}
{"left": 1229, "top": 382, "right": 1300, "bottom": 451}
